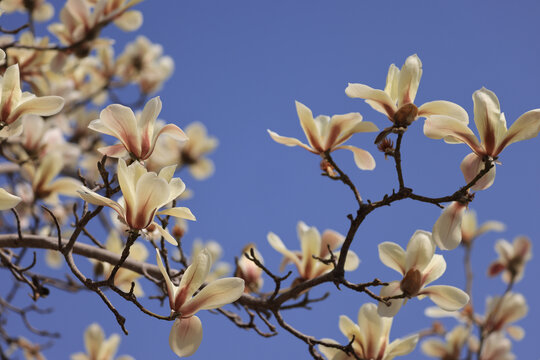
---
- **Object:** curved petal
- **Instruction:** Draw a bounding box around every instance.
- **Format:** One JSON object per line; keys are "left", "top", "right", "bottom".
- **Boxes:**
{"left": 84, "top": 323, "right": 105, "bottom": 357}
{"left": 99, "top": 104, "right": 141, "bottom": 157}
{"left": 129, "top": 173, "right": 169, "bottom": 229}
{"left": 154, "top": 222, "right": 178, "bottom": 245}
{"left": 494, "top": 240, "right": 513, "bottom": 262}
{"left": 377, "top": 281, "right": 404, "bottom": 317}
{"left": 421, "top": 285, "right": 469, "bottom": 311}
{"left": 267, "top": 129, "right": 314, "bottom": 152}
{"left": 418, "top": 100, "right": 469, "bottom": 123}
{"left": 300, "top": 225, "right": 321, "bottom": 279}
{"left": 295, "top": 101, "right": 323, "bottom": 151}
{"left": 386, "top": 334, "right": 418, "bottom": 359}
{"left": 318, "top": 338, "right": 349, "bottom": 360}
{"left": 97, "top": 143, "right": 129, "bottom": 158}
{"left": 169, "top": 316, "right": 203, "bottom": 358}
{"left": 189, "top": 158, "right": 215, "bottom": 180}
{"left": 336, "top": 145, "right": 376, "bottom": 170}
{"left": 476, "top": 220, "right": 505, "bottom": 237}
{"left": 384, "top": 64, "right": 400, "bottom": 104}
{"left": 397, "top": 54, "right": 422, "bottom": 106}
{"left": 320, "top": 229, "right": 345, "bottom": 256}
{"left": 180, "top": 277, "right": 244, "bottom": 316}
{"left": 357, "top": 302, "right": 391, "bottom": 353}
{"left": 155, "top": 249, "right": 175, "bottom": 305}
{"left": 48, "top": 177, "right": 83, "bottom": 197}
{"left": 432, "top": 202, "right": 466, "bottom": 250}
{"left": 423, "top": 115, "right": 481, "bottom": 150}
{"left": 267, "top": 232, "right": 301, "bottom": 272}
{"left": 345, "top": 83, "right": 396, "bottom": 118}
{"left": 460, "top": 152, "right": 496, "bottom": 191}
{"left": 166, "top": 177, "right": 186, "bottom": 201}
{"left": 338, "top": 315, "right": 360, "bottom": 341}
{"left": 158, "top": 207, "right": 196, "bottom": 221}
{"left": 78, "top": 186, "right": 125, "bottom": 219}
{"left": 150, "top": 123, "right": 188, "bottom": 157}
{"left": 0, "top": 188, "right": 21, "bottom": 210}
{"left": 114, "top": 10, "right": 143, "bottom": 31}
{"left": 178, "top": 248, "right": 212, "bottom": 302}
{"left": 405, "top": 230, "right": 435, "bottom": 272}
{"left": 378, "top": 242, "right": 406, "bottom": 275}
{"left": 343, "top": 250, "right": 360, "bottom": 272}
{"left": 497, "top": 109, "right": 540, "bottom": 154}
{"left": 420, "top": 339, "right": 447, "bottom": 357}
{"left": 473, "top": 88, "right": 505, "bottom": 154}
{"left": 421, "top": 254, "right": 447, "bottom": 286}
{"left": 9, "top": 96, "right": 64, "bottom": 124}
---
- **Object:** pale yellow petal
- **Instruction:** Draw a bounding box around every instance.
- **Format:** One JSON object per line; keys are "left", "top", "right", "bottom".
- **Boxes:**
{"left": 169, "top": 316, "right": 203, "bottom": 358}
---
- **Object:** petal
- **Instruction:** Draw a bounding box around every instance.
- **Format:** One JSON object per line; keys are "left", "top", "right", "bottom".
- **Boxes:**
{"left": 345, "top": 83, "right": 396, "bottom": 118}
{"left": 476, "top": 220, "right": 505, "bottom": 237}
{"left": 320, "top": 230, "right": 345, "bottom": 257}
{"left": 405, "top": 230, "right": 435, "bottom": 272}
{"left": 338, "top": 315, "right": 360, "bottom": 341}
{"left": 378, "top": 242, "right": 406, "bottom": 275}
{"left": 343, "top": 250, "right": 360, "bottom": 272}
{"left": 179, "top": 248, "right": 212, "bottom": 302}
{"left": 180, "top": 277, "right": 244, "bottom": 316}
{"left": 460, "top": 152, "right": 496, "bottom": 191}
{"left": 472, "top": 88, "right": 505, "bottom": 154}
{"left": 169, "top": 316, "right": 203, "bottom": 358}
{"left": 300, "top": 225, "right": 321, "bottom": 279}
{"left": 421, "top": 285, "right": 469, "bottom": 311}
{"left": 158, "top": 207, "right": 196, "bottom": 221}
{"left": 318, "top": 338, "right": 348, "bottom": 360}
{"left": 421, "top": 254, "right": 447, "bottom": 286}
{"left": 9, "top": 96, "right": 65, "bottom": 124}
{"left": 84, "top": 323, "right": 105, "bottom": 357}
{"left": 114, "top": 10, "right": 143, "bottom": 31}
{"left": 397, "top": 54, "right": 422, "bottom": 106}
{"left": 420, "top": 339, "right": 447, "bottom": 357}
{"left": 506, "top": 325, "right": 525, "bottom": 341}
{"left": 357, "top": 302, "right": 391, "bottom": 352}
{"left": 267, "top": 129, "right": 314, "bottom": 152}
{"left": 377, "top": 281, "right": 404, "bottom": 317}
{"left": 156, "top": 248, "right": 175, "bottom": 306}
{"left": 78, "top": 186, "right": 125, "bottom": 219}
{"left": 97, "top": 143, "right": 129, "bottom": 158}
{"left": 384, "top": 63, "right": 400, "bottom": 104}
{"left": 47, "top": 177, "right": 83, "bottom": 197}
{"left": 189, "top": 158, "right": 215, "bottom": 180}
{"left": 131, "top": 173, "right": 170, "bottom": 228}
{"left": 418, "top": 100, "right": 469, "bottom": 123}
{"left": 1, "top": 64, "right": 22, "bottom": 117}
{"left": 335, "top": 145, "right": 376, "bottom": 170}
{"left": 423, "top": 115, "right": 481, "bottom": 150}
{"left": 166, "top": 177, "right": 186, "bottom": 202}
{"left": 386, "top": 334, "right": 418, "bottom": 359}
{"left": 0, "top": 188, "right": 21, "bottom": 210}
{"left": 432, "top": 202, "right": 466, "bottom": 250}
{"left": 497, "top": 109, "right": 540, "bottom": 154}
{"left": 154, "top": 222, "right": 178, "bottom": 246}
{"left": 267, "top": 232, "right": 302, "bottom": 272}
{"left": 149, "top": 123, "right": 188, "bottom": 159}
{"left": 295, "top": 101, "right": 324, "bottom": 151}
{"left": 99, "top": 104, "right": 141, "bottom": 157}
{"left": 494, "top": 240, "right": 513, "bottom": 261}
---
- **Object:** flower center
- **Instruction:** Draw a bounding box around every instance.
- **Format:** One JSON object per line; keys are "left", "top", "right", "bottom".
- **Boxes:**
{"left": 400, "top": 268, "right": 422, "bottom": 297}
{"left": 393, "top": 103, "right": 418, "bottom": 126}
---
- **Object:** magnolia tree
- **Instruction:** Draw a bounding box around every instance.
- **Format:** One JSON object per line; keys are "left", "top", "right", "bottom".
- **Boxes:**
{"left": 0, "top": 1, "right": 536, "bottom": 359}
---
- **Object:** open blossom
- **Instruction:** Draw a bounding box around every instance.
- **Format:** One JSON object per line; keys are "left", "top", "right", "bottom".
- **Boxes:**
{"left": 0, "top": 187, "right": 21, "bottom": 210}
{"left": 0, "top": 64, "right": 64, "bottom": 138}
{"left": 377, "top": 230, "right": 469, "bottom": 317}
{"left": 268, "top": 101, "right": 379, "bottom": 170}
{"left": 346, "top": 54, "right": 468, "bottom": 127}
{"left": 235, "top": 244, "right": 264, "bottom": 293}
{"left": 71, "top": 323, "right": 133, "bottom": 360}
{"left": 78, "top": 159, "right": 195, "bottom": 245}
{"left": 88, "top": 96, "right": 187, "bottom": 161}
{"left": 268, "top": 221, "right": 360, "bottom": 280}
{"left": 179, "top": 122, "right": 218, "bottom": 180}
{"left": 424, "top": 87, "right": 540, "bottom": 190}
{"left": 487, "top": 236, "right": 532, "bottom": 283}
{"left": 156, "top": 248, "right": 244, "bottom": 357}
{"left": 479, "top": 333, "right": 515, "bottom": 360}
{"left": 319, "top": 303, "right": 418, "bottom": 360}
{"left": 461, "top": 209, "right": 505, "bottom": 245}
{"left": 483, "top": 292, "right": 527, "bottom": 341}
{"left": 421, "top": 325, "right": 472, "bottom": 359}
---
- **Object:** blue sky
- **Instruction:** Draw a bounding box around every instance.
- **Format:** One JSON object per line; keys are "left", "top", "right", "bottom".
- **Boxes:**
{"left": 2, "top": 0, "right": 540, "bottom": 359}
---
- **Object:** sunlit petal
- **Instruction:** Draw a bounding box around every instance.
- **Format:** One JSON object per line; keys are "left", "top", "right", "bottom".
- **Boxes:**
{"left": 169, "top": 316, "right": 203, "bottom": 358}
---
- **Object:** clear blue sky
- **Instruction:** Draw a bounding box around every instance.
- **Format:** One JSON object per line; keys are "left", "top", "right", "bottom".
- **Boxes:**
{"left": 2, "top": 0, "right": 540, "bottom": 359}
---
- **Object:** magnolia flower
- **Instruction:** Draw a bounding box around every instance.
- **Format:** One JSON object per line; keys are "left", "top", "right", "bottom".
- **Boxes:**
{"left": 7, "top": 337, "right": 46, "bottom": 360}
{"left": 424, "top": 88, "right": 540, "bottom": 190}
{"left": 377, "top": 230, "right": 469, "bottom": 317}
{"left": 318, "top": 303, "right": 418, "bottom": 360}
{"left": 88, "top": 97, "right": 187, "bottom": 161}
{"left": 421, "top": 325, "right": 471, "bottom": 359}
{"left": 268, "top": 101, "right": 379, "bottom": 170}
{"left": 235, "top": 244, "right": 264, "bottom": 293}
{"left": 487, "top": 236, "right": 532, "bottom": 283}
{"left": 268, "top": 221, "right": 360, "bottom": 280}
{"left": 461, "top": 209, "right": 505, "bottom": 245}
{"left": 346, "top": 54, "right": 468, "bottom": 127}
{"left": 179, "top": 122, "right": 218, "bottom": 180}
{"left": 156, "top": 248, "right": 244, "bottom": 357}
{"left": 0, "top": 64, "right": 64, "bottom": 138}
{"left": 71, "top": 323, "right": 133, "bottom": 360}
{"left": 0, "top": 0, "right": 54, "bottom": 22}
{"left": 479, "top": 333, "right": 515, "bottom": 360}
{"left": 78, "top": 159, "right": 195, "bottom": 245}
{"left": 0, "top": 187, "right": 21, "bottom": 210}
{"left": 483, "top": 292, "right": 527, "bottom": 341}
{"left": 432, "top": 201, "right": 467, "bottom": 250}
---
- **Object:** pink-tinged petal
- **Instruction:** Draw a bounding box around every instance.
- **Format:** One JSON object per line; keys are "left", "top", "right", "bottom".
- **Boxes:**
{"left": 472, "top": 88, "right": 505, "bottom": 155}
{"left": 460, "top": 152, "right": 496, "bottom": 191}
{"left": 345, "top": 83, "right": 396, "bottom": 118}
{"left": 386, "top": 334, "right": 418, "bottom": 359}
{"left": 418, "top": 100, "right": 469, "bottom": 123}
{"left": 97, "top": 143, "right": 129, "bottom": 158}
{"left": 378, "top": 242, "right": 406, "bottom": 275}
{"left": 267, "top": 232, "right": 302, "bottom": 272}
{"left": 506, "top": 325, "right": 525, "bottom": 341}
{"left": 432, "top": 202, "right": 466, "bottom": 250}
{"left": 178, "top": 248, "right": 212, "bottom": 303}
{"left": 114, "top": 10, "right": 143, "bottom": 31}
{"left": 377, "top": 281, "right": 404, "bottom": 317}
{"left": 513, "top": 236, "right": 532, "bottom": 259}
{"left": 47, "top": 177, "right": 82, "bottom": 197}
{"left": 130, "top": 173, "right": 170, "bottom": 229}
{"left": 299, "top": 225, "right": 321, "bottom": 279}
{"left": 1, "top": 64, "right": 22, "bottom": 116}
{"left": 153, "top": 222, "right": 178, "bottom": 246}
{"left": 487, "top": 261, "right": 505, "bottom": 277}
{"left": 422, "top": 255, "right": 447, "bottom": 286}
{"left": 157, "top": 207, "right": 196, "bottom": 221}
{"left": 180, "top": 277, "right": 244, "bottom": 316}
{"left": 0, "top": 188, "right": 21, "bottom": 210}
{"left": 421, "top": 285, "right": 469, "bottom": 311}
{"left": 320, "top": 230, "right": 345, "bottom": 256}
{"left": 494, "top": 240, "right": 513, "bottom": 262}
{"left": 357, "top": 302, "right": 391, "bottom": 353}
{"left": 420, "top": 339, "right": 447, "bottom": 357}
{"left": 148, "top": 124, "right": 188, "bottom": 159}
{"left": 423, "top": 115, "right": 481, "bottom": 150}
{"left": 8, "top": 96, "right": 65, "bottom": 124}
{"left": 99, "top": 104, "right": 141, "bottom": 157}
{"left": 267, "top": 129, "right": 314, "bottom": 152}
{"left": 295, "top": 101, "right": 324, "bottom": 151}
{"left": 405, "top": 230, "right": 435, "bottom": 272}
{"left": 343, "top": 250, "right": 360, "bottom": 271}
{"left": 497, "top": 109, "right": 540, "bottom": 154}
{"left": 324, "top": 112, "right": 359, "bottom": 148}
{"left": 116, "top": 159, "right": 138, "bottom": 213}
{"left": 78, "top": 186, "right": 126, "bottom": 219}
{"left": 397, "top": 54, "right": 422, "bottom": 106}
{"left": 169, "top": 316, "right": 203, "bottom": 358}
{"left": 88, "top": 119, "right": 116, "bottom": 137}
{"left": 336, "top": 145, "right": 376, "bottom": 170}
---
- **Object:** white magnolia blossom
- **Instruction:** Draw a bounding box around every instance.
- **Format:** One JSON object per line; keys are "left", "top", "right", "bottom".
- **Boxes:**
{"left": 432, "top": 201, "right": 467, "bottom": 250}
{"left": 268, "top": 221, "right": 360, "bottom": 280}
{"left": 483, "top": 292, "right": 527, "bottom": 341}
{"left": 268, "top": 101, "right": 379, "bottom": 170}
{"left": 235, "top": 243, "right": 264, "bottom": 293}
{"left": 346, "top": 54, "right": 468, "bottom": 126}
{"left": 487, "top": 236, "right": 532, "bottom": 283}
{"left": 424, "top": 87, "right": 540, "bottom": 190}
{"left": 319, "top": 303, "right": 418, "bottom": 360}
{"left": 479, "top": 333, "right": 515, "bottom": 360}
{"left": 156, "top": 248, "right": 244, "bottom": 357}
{"left": 421, "top": 325, "right": 472, "bottom": 359}
{"left": 461, "top": 209, "right": 505, "bottom": 245}
{"left": 377, "top": 230, "right": 469, "bottom": 317}
{"left": 71, "top": 323, "right": 133, "bottom": 360}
